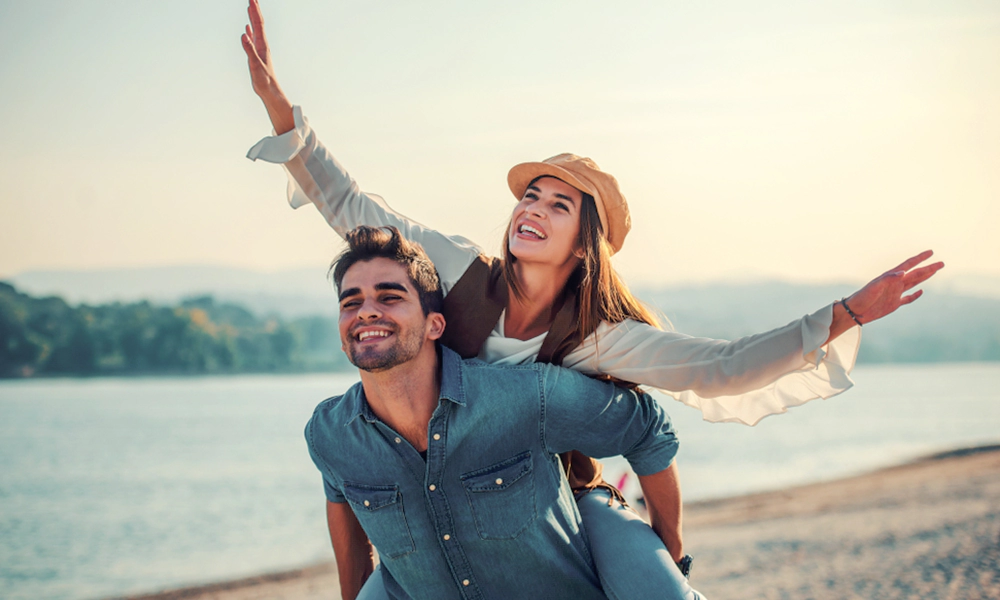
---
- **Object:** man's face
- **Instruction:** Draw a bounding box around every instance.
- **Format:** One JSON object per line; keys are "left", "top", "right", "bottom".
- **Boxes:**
{"left": 337, "top": 257, "right": 433, "bottom": 372}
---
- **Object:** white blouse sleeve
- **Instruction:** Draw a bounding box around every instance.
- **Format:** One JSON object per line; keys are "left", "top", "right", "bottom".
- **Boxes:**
{"left": 559, "top": 303, "right": 861, "bottom": 426}
{"left": 246, "top": 106, "right": 480, "bottom": 295}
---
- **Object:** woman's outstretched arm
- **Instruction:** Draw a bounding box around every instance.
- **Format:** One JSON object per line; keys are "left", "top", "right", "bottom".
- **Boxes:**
{"left": 561, "top": 251, "right": 945, "bottom": 425}
{"left": 242, "top": 0, "right": 294, "bottom": 135}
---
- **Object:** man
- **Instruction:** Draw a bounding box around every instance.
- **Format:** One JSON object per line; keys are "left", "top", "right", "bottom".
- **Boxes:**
{"left": 307, "top": 226, "right": 699, "bottom": 599}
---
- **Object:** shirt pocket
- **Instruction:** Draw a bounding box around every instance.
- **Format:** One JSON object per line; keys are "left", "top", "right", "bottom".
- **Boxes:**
{"left": 460, "top": 451, "right": 536, "bottom": 540}
{"left": 342, "top": 482, "right": 415, "bottom": 559}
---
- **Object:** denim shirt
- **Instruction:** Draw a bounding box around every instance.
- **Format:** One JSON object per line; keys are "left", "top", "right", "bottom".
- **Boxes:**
{"left": 305, "top": 347, "right": 679, "bottom": 600}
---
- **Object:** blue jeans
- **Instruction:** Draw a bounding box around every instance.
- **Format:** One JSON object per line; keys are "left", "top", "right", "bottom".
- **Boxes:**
{"left": 357, "top": 488, "right": 705, "bottom": 600}
{"left": 578, "top": 489, "right": 705, "bottom": 600}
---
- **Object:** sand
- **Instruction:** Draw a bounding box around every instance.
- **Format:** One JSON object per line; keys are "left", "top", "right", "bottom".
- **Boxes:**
{"left": 119, "top": 445, "right": 1000, "bottom": 600}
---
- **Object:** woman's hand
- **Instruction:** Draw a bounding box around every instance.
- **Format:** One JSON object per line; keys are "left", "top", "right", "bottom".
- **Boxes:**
{"left": 844, "top": 250, "right": 945, "bottom": 325}
{"left": 241, "top": 0, "right": 295, "bottom": 134}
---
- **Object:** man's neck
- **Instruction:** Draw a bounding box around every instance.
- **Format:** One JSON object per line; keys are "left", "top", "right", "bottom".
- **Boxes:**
{"left": 358, "top": 347, "right": 441, "bottom": 452}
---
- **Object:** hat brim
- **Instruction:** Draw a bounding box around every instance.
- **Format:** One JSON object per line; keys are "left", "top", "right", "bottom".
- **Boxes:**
{"left": 507, "top": 162, "right": 598, "bottom": 203}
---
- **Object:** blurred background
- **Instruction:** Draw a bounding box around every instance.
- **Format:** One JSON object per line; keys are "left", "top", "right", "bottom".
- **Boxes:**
{"left": 1, "top": 1, "right": 998, "bottom": 598}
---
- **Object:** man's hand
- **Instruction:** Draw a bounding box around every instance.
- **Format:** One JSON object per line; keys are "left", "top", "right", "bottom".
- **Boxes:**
{"left": 241, "top": 0, "right": 294, "bottom": 134}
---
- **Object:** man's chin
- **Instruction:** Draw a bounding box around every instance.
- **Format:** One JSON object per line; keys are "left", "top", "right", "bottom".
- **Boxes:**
{"left": 348, "top": 348, "right": 401, "bottom": 373}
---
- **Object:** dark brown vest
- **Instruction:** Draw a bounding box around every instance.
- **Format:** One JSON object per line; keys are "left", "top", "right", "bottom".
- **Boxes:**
{"left": 440, "top": 254, "right": 608, "bottom": 494}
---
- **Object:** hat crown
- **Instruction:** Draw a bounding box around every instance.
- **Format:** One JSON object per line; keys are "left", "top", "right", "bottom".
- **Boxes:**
{"left": 507, "top": 154, "right": 631, "bottom": 254}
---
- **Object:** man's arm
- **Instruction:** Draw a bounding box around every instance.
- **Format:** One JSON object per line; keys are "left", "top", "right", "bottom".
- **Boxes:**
{"left": 541, "top": 368, "right": 683, "bottom": 556}
{"left": 326, "top": 500, "right": 375, "bottom": 600}
{"left": 637, "top": 462, "right": 684, "bottom": 563}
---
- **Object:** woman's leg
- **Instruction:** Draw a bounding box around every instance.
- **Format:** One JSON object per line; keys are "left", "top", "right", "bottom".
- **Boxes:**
{"left": 355, "top": 564, "right": 391, "bottom": 600}
{"left": 577, "top": 489, "right": 706, "bottom": 600}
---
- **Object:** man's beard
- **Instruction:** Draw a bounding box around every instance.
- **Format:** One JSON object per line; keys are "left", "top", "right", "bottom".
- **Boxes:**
{"left": 347, "top": 325, "right": 424, "bottom": 373}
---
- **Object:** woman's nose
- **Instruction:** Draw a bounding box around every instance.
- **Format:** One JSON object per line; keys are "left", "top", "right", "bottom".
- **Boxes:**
{"left": 526, "top": 202, "right": 547, "bottom": 219}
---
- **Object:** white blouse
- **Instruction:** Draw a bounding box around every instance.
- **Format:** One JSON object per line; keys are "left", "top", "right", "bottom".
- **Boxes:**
{"left": 248, "top": 106, "right": 861, "bottom": 426}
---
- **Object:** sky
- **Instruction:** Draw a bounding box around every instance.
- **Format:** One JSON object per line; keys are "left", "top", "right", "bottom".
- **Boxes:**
{"left": 0, "top": 0, "right": 997, "bottom": 287}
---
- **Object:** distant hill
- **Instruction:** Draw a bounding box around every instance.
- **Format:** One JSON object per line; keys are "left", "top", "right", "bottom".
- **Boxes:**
{"left": 6, "top": 266, "right": 1000, "bottom": 364}
{"left": 7, "top": 265, "right": 337, "bottom": 318}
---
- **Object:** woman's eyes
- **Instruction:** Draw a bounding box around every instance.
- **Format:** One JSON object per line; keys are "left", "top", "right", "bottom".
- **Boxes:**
{"left": 522, "top": 193, "right": 570, "bottom": 212}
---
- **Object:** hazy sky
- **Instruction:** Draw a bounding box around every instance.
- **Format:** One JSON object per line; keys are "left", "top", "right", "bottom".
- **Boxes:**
{"left": 0, "top": 0, "right": 996, "bottom": 286}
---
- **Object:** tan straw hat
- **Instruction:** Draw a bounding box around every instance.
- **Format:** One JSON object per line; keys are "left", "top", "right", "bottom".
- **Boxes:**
{"left": 507, "top": 153, "right": 631, "bottom": 254}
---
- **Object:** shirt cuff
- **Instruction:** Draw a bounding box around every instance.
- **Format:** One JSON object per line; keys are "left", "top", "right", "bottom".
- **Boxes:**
{"left": 246, "top": 105, "right": 308, "bottom": 164}
{"left": 672, "top": 303, "right": 861, "bottom": 426}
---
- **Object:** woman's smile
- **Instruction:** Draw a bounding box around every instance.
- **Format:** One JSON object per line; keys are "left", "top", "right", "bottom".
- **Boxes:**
{"left": 508, "top": 176, "right": 582, "bottom": 266}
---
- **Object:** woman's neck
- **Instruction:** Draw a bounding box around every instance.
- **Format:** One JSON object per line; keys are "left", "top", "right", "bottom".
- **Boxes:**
{"left": 504, "top": 260, "right": 574, "bottom": 341}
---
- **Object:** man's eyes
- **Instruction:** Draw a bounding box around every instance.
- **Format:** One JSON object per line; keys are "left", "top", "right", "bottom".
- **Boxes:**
{"left": 341, "top": 294, "right": 402, "bottom": 308}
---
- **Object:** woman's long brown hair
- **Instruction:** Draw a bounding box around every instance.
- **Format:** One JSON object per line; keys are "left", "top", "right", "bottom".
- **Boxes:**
{"left": 503, "top": 187, "right": 663, "bottom": 356}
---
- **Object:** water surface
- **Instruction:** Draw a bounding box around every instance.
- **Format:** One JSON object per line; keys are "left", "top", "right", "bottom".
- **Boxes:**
{"left": 1, "top": 364, "right": 998, "bottom": 599}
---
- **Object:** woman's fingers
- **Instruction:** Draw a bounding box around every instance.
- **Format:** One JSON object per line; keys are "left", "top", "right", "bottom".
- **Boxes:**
{"left": 241, "top": 30, "right": 260, "bottom": 66}
{"left": 902, "top": 261, "right": 945, "bottom": 291}
{"left": 247, "top": 0, "right": 270, "bottom": 67}
{"left": 900, "top": 289, "right": 923, "bottom": 305}
{"left": 890, "top": 249, "right": 934, "bottom": 274}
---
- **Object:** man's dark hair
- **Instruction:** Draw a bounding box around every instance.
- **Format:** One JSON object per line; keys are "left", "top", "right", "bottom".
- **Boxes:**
{"left": 330, "top": 226, "right": 444, "bottom": 315}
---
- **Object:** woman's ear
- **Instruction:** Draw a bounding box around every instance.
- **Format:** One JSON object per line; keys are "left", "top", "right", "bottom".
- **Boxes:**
{"left": 573, "top": 246, "right": 586, "bottom": 260}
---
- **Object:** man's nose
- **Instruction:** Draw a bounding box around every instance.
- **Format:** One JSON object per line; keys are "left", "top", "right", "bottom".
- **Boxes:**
{"left": 357, "top": 298, "right": 382, "bottom": 320}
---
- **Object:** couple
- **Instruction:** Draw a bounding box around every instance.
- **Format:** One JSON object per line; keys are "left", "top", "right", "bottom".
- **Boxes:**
{"left": 241, "top": 1, "right": 943, "bottom": 598}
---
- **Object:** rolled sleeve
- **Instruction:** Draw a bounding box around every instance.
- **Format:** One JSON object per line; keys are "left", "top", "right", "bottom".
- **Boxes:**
{"left": 305, "top": 412, "right": 347, "bottom": 503}
{"left": 540, "top": 365, "right": 679, "bottom": 475}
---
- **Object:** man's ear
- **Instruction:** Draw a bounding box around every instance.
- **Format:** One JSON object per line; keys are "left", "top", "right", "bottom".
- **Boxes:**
{"left": 426, "top": 312, "right": 446, "bottom": 341}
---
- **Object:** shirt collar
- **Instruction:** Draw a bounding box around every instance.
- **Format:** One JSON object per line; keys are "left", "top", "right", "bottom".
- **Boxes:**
{"left": 343, "top": 345, "right": 467, "bottom": 426}
{"left": 438, "top": 345, "right": 467, "bottom": 408}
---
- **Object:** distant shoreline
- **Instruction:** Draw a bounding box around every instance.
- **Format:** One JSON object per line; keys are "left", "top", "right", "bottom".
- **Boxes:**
{"left": 8, "top": 360, "right": 1000, "bottom": 382}
{"left": 112, "top": 443, "right": 1000, "bottom": 600}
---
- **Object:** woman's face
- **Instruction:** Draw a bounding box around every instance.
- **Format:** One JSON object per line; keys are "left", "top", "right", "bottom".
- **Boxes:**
{"left": 508, "top": 176, "right": 584, "bottom": 268}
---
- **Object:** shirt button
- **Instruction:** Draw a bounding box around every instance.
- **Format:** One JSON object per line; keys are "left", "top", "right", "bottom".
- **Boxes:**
{"left": 443, "top": 534, "right": 451, "bottom": 541}
{"left": 428, "top": 484, "right": 436, "bottom": 491}
{"left": 433, "top": 433, "right": 441, "bottom": 441}
{"left": 495, "top": 478, "right": 503, "bottom": 485}
{"left": 463, "top": 579, "right": 470, "bottom": 586}
{"left": 394, "top": 437, "right": 401, "bottom": 444}
{"left": 363, "top": 500, "right": 370, "bottom": 507}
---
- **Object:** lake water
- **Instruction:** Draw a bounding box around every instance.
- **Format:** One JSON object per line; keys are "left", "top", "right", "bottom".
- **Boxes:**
{"left": 1, "top": 363, "right": 999, "bottom": 600}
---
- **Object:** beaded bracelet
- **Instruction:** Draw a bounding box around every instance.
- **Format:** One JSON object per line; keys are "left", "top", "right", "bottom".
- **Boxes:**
{"left": 841, "top": 298, "right": 863, "bottom": 327}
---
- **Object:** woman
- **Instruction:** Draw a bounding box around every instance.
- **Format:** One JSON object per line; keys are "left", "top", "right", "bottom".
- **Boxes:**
{"left": 240, "top": 2, "right": 942, "bottom": 599}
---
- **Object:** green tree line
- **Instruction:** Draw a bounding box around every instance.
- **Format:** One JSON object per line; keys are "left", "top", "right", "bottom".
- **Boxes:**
{"left": 0, "top": 282, "right": 350, "bottom": 377}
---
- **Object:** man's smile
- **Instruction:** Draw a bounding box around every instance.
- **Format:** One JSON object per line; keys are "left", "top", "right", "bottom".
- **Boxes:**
{"left": 353, "top": 327, "right": 395, "bottom": 343}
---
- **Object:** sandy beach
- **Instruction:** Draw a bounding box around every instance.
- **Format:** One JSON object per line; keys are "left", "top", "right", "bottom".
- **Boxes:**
{"left": 119, "top": 445, "right": 1000, "bottom": 600}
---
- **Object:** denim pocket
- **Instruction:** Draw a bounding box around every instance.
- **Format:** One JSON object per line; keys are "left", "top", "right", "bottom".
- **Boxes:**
{"left": 461, "top": 451, "right": 536, "bottom": 540}
{"left": 343, "top": 482, "right": 415, "bottom": 559}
